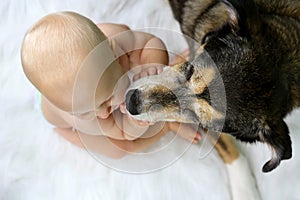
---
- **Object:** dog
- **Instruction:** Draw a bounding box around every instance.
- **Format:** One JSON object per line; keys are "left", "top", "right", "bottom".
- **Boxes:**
{"left": 125, "top": 0, "right": 300, "bottom": 172}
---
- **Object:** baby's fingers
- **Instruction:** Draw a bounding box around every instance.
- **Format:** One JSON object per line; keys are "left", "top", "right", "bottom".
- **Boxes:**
{"left": 173, "top": 123, "right": 201, "bottom": 143}
{"left": 178, "top": 131, "right": 200, "bottom": 144}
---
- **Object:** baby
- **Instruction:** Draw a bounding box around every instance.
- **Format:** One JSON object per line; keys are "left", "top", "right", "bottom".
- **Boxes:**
{"left": 21, "top": 11, "right": 200, "bottom": 158}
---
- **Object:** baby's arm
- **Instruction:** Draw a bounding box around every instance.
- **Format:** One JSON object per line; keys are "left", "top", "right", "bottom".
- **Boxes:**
{"left": 98, "top": 23, "right": 168, "bottom": 70}
{"left": 43, "top": 93, "right": 200, "bottom": 157}
{"left": 41, "top": 95, "right": 150, "bottom": 141}
{"left": 54, "top": 124, "right": 166, "bottom": 159}
{"left": 138, "top": 33, "right": 169, "bottom": 66}
{"left": 128, "top": 30, "right": 169, "bottom": 80}
{"left": 119, "top": 103, "right": 201, "bottom": 143}
{"left": 54, "top": 120, "right": 200, "bottom": 159}
{"left": 54, "top": 127, "right": 128, "bottom": 159}
{"left": 98, "top": 23, "right": 168, "bottom": 63}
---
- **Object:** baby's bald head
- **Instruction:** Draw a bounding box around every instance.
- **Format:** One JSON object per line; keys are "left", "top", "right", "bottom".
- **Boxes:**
{"left": 21, "top": 11, "right": 108, "bottom": 111}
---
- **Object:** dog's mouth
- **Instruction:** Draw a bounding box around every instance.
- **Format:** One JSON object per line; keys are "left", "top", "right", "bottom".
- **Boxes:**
{"left": 125, "top": 88, "right": 209, "bottom": 136}
{"left": 124, "top": 62, "right": 225, "bottom": 130}
{"left": 124, "top": 64, "right": 197, "bottom": 123}
{"left": 125, "top": 86, "right": 200, "bottom": 124}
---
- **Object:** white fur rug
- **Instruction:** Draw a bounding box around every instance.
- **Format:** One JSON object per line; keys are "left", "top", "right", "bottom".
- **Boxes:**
{"left": 1, "top": 0, "right": 300, "bottom": 199}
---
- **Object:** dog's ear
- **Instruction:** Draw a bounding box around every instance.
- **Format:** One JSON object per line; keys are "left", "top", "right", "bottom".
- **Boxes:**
{"left": 201, "top": 0, "right": 263, "bottom": 44}
{"left": 226, "top": 0, "right": 262, "bottom": 37}
{"left": 195, "top": 0, "right": 240, "bottom": 45}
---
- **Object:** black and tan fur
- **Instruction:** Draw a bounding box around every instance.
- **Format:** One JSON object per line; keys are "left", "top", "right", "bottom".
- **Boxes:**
{"left": 126, "top": 0, "right": 300, "bottom": 172}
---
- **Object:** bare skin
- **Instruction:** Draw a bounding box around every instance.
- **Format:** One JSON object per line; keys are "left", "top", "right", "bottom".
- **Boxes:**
{"left": 40, "top": 22, "right": 201, "bottom": 158}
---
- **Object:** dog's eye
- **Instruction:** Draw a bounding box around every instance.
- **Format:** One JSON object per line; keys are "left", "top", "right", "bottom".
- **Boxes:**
{"left": 201, "top": 32, "right": 216, "bottom": 45}
{"left": 182, "top": 62, "right": 194, "bottom": 81}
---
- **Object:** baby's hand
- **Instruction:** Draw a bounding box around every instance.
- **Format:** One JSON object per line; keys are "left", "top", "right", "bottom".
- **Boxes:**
{"left": 132, "top": 64, "right": 164, "bottom": 81}
{"left": 167, "top": 122, "right": 202, "bottom": 144}
{"left": 120, "top": 102, "right": 153, "bottom": 125}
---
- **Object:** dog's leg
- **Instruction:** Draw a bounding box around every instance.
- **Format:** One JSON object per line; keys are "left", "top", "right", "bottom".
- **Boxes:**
{"left": 210, "top": 133, "right": 261, "bottom": 200}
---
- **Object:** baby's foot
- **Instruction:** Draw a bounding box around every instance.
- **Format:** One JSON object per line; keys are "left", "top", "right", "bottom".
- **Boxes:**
{"left": 133, "top": 65, "right": 164, "bottom": 81}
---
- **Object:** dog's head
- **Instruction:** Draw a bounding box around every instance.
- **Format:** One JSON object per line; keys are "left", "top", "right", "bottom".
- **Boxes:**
{"left": 126, "top": 53, "right": 227, "bottom": 130}
{"left": 125, "top": 0, "right": 262, "bottom": 130}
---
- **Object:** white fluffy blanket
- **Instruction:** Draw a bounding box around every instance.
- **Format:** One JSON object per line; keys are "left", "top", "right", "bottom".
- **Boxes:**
{"left": 1, "top": 0, "right": 300, "bottom": 199}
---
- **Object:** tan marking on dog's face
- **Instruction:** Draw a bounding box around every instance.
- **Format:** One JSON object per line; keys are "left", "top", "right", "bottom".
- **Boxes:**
{"left": 189, "top": 67, "right": 216, "bottom": 94}
{"left": 172, "top": 62, "right": 186, "bottom": 72}
{"left": 194, "top": 45, "right": 205, "bottom": 57}
{"left": 126, "top": 61, "right": 224, "bottom": 127}
{"left": 144, "top": 85, "right": 180, "bottom": 112}
{"left": 172, "top": 62, "right": 216, "bottom": 95}
{"left": 130, "top": 78, "right": 199, "bottom": 123}
{"left": 193, "top": 99, "right": 224, "bottom": 127}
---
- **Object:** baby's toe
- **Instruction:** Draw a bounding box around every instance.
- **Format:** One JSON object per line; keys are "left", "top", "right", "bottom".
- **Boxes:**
{"left": 148, "top": 67, "right": 157, "bottom": 75}
{"left": 140, "top": 71, "right": 149, "bottom": 78}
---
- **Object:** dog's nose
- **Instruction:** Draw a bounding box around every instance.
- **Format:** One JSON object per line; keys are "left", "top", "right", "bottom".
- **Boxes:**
{"left": 125, "top": 89, "right": 141, "bottom": 115}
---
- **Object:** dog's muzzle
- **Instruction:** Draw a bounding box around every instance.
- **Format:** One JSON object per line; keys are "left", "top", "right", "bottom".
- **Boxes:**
{"left": 126, "top": 89, "right": 141, "bottom": 115}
